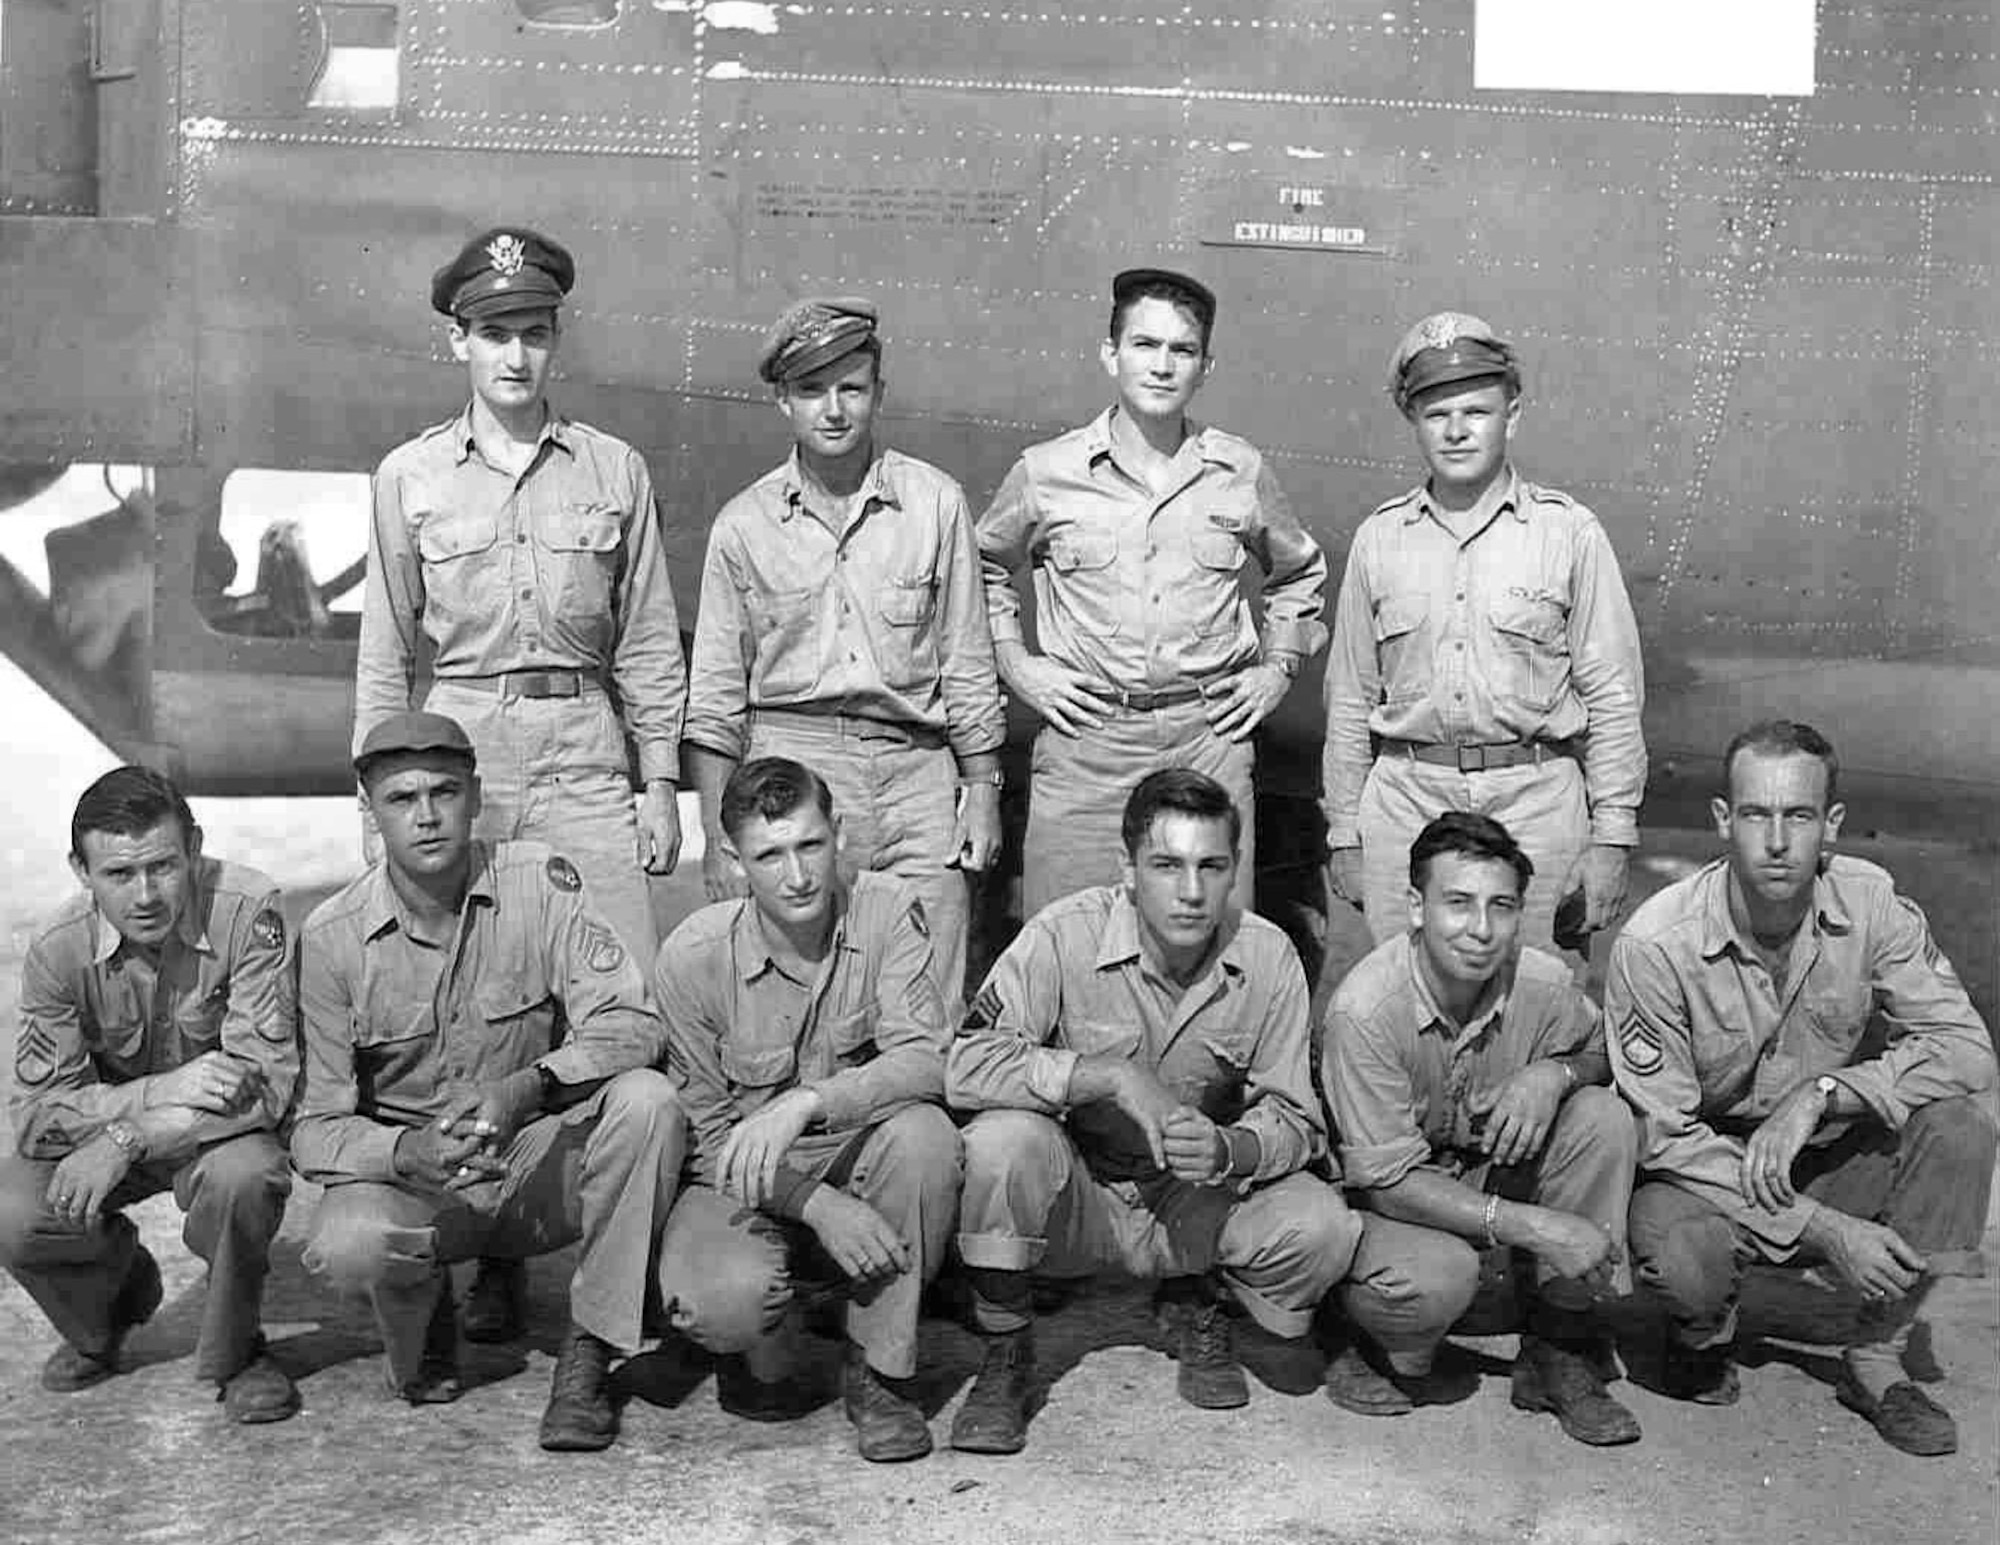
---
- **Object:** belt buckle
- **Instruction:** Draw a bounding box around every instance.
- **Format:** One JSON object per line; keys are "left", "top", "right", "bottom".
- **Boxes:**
{"left": 1456, "top": 744, "right": 1488, "bottom": 773}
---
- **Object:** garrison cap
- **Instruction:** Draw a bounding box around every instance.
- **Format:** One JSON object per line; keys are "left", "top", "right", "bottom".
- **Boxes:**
{"left": 354, "top": 711, "right": 477, "bottom": 778}
{"left": 758, "top": 296, "right": 880, "bottom": 384}
{"left": 1112, "top": 267, "right": 1217, "bottom": 336}
{"left": 1390, "top": 311, "right": 1518, "bottom": 409}
{"left": 431, "top": 227, "right": 574, "bottom": 320}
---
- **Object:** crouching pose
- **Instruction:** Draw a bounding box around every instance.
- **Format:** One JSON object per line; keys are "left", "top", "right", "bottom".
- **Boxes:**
{"left": 1320, "top": 813, "right": 1641, "bottom": 1446}
{"left": 0, "top": 767, "right": 300, "bottom": 1422}
{"left": 294, "top": 712, "right": 685, "bottom": 1452}
{"left": 1610, "top": 720, "right": 1996, "bottom": 1456}
{"left": 652, "top": 758, "right": 961, "bottom": 1464}
{"left": 946, "top": 769, "right": 1360, "bottom": 1454}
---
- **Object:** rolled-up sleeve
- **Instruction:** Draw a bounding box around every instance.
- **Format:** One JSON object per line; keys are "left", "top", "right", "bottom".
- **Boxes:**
{"left": 1321, "top": 1001, "right": 1431, "bottom": 1190}
{"left": 1568, "top": 517, "right": 1645, "bottom": 847}
{"left": 1246, "top": 462, "right": 1328, "bottom": 662}
{"left": 292, "top": 925, "right": 400, "bottom": 1185}
{"left": 1319, "top": 528, "right": 1382, "bottom": 850}
{"left": 1607, "top": 935, "right": 1816, "bottom": 1256}
{"left": 945, "top": 920, "right": 1077, "bottom": 1114}
{"left": 1229, "top": 950, "right": 1326, "bottom": 1182}
{"left": 608, "top": 450, "right": 687, "bottom": 784}
{"left": 974, "top": 458, "right": 1038, "bottom": 651}
{"left": 354, "top": 461, "right": 424, "bottom": 753}
{"left": 1831, "top": 891, "right": 1996, "bottom": 1128}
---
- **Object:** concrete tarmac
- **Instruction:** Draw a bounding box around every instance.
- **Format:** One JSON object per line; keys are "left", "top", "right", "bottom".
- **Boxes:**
{"left": 0, "top": 659, "right": 1994, "bottom": 1545}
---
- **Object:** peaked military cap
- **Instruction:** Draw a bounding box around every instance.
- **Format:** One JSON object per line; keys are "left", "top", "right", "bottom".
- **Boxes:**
{"left": 1111, "top": 267, "right": 1217, "bottom": 335}
{"left": 431, "top": 227, "right": 575, "bottom": 320}
{"left": 354, "top": 711, "right": 477, "bottom": 777}
{"left": 757, "top": 296, "right": 879, "bottom": 384}
{"left": 1390, "top": 311, "right": 1518, "bottom": 409}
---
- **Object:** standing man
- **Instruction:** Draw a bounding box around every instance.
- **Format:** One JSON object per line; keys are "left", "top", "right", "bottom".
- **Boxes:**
{"left": 1320, "top": 812, "right": 1641, "bottom": 1447}
{"left": 684, "top": 298, "right": 1004, "bottom": 1006}
{"left": 945, "top": 769, "right": 1358, "bottom": 1454}
{"left": 652, "top": 758, "right": 961, "bottom": 1464}
{"left": 294, "top": 712, "right": 685, "bottom": 1453}
{"left": 978, "top": 269, "right": 1328, "bottom": 914}
{"left": 1609, "top": 720, "right": 1996, "bottom": 1456}
{"left": 356, "top": 226, "right": 685, "bottom": 966}
{"left": 0, "top": 767, "right": 299, "bottom": 1422}
{"left": 1322, "top": 312, "right": 1645, "bottom": 953}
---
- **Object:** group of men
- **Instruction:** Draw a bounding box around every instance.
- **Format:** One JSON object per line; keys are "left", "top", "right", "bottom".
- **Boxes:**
{"left": 2, "top": 227, "right": 1992, "bottom": 1470}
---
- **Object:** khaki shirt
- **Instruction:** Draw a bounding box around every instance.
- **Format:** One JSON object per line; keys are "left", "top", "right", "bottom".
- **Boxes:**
{"left": 977, "top": 408, "right": 1327, "bottom": 692}
{"left": 652, "top": 872, "right": 948, "bottom": 1217}
{"left": 293, "top": 840, "right": 666, "bottom": 1184}
{"left": 1606, "top": 855, "right": 1996, "bottom": 1255}
{"left": 1321, "top": 933, "right": 1605, "bottom": 1189}
{"left": 683, "top": 448, "right": 1003, "bottom": 761}
{"left": 355, "top": 407, "right": 687, "bottom": 783}
{"left": 1321, "top": 469, "right": 1645, "bottom": 847}
{"left": 946, "top": 886, "right": 1325, "bottom": 1184}
{"left": 11, "top": 858, "right": 298, "bottom": 1160}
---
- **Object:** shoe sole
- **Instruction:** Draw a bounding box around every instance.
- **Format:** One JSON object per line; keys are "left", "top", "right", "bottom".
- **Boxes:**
{"left": 228, "top": 1393, "right": 303, "bottom": 1425}
{"left": 1323, "top": 1384, "right": 1413, "bottom": 1418}
{"left": 539, "top": 1429, "right": 618, "bottom": 1452}
{"left": 948, "top": 1424, "right": 1027, "bottom": 1455}
{"left": 1177, "top": 1381, "right": 1250, "bottom": 1411}
{"left": 857, "top": 1436, "right": 935, "bottom": 1464}
{"left": 1510, "top": 1385, "right": 1642, "bottom": 1446}
{"left": 1834, "top": 1382, "right": 1957, "bottom": 1457}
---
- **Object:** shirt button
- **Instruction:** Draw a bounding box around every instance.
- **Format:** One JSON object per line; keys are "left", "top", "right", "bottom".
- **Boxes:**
{"left": 520, "top": 588, "right": 534, "bottom": 601}
{"left": 1455, "top": 589, "right": 1465, "bottom": 601}
{"left": 1455, "top": 690, "right": 1465, "bottom": 699}
{"left": 516, "top": 533, "right": 528, "bottom": 544}
{"left": 1455, "top": 642, "right": 1465, "bottom": 652}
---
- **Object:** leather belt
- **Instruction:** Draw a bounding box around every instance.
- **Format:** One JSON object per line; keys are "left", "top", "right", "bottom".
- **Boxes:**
{"left": 1379, "top": 738, "right": 1570, "bottom": 772}
{"left": 446, "top": 670, "right": 598, "bottom": 700}
{"left": 1088, "top": 683, "right": 1206, "bottom": 712}
{"left": 749, "top": 708, "right": 947, "bottom": 751}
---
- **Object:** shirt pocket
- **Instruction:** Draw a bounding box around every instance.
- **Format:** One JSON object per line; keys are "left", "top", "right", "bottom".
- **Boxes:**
{"left": 476, "top": 980, "right": 559, "bottom": 1072}
{"left": 413, "top": 506, "right": 502, "bottom": 639}
{"left": 173, "top": 986, "right": 229, "bottom": 1061}
{"left": 1373, "top": 595, "right": 1429, "bottom": 706}
{"left": 1488, "top": 593, "right": 1568, "bottom": 714}
{"left": 875, "top": 577, "right": 939, "bottom": 691}
{"left": 824, "top": 1004, "right": 881, "bottom": 1068}
{"left": 352, "top": 1004, "right": 435, "bottom": 1113}
{"left": 720, "top": 1041, "right": 798, "bottom": 1113}
{"left": 746, "top": 586, "right": 824, "bottom": 699}
{"left": 1062, "top": 1015, "right": 1142, "bottom": 1061}
{"left": 537, "top": 502, "right": 624, "bottom": 624}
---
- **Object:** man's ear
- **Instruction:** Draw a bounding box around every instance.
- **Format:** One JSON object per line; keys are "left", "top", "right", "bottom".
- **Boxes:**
{"left": 1823, "top": 801, "right": 1845, "bottom": 845}
{"left": 466, "top": 773, "right": 483, "bottom": 822}
{"left": 185, "top": 823, "right": 205, "bottom": 867}
{"left": 1099, "top": 336, "right": 1120, "bottom": 381}
{"left": 1709, "top": 796, "right": 1731, "bottom": 842}
{"left": 448, "top": 320, "right": 472, "bottom": 364}
{"left": 1406, "top": 884, "right": 1424, "bottom": 936}
{"left": 68, "top": 851, "right": 89, "bottom": 891}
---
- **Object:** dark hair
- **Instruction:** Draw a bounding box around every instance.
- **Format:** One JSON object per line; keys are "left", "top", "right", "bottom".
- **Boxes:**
{"left": 1722, "top": 719, "right": 1839, "bottom": 805}
{"left": 1120, "top": 767, "right": 1240, "bottom": 856}
{"left": 71, "top": 765, "right": 197, "bottom": 863}
{"left": 720, "top": 757, "right": 835, "bottom": 839}
{"left": 1110, "top": 278, "right": 1214, "bottom": 354}
{"left": 1407, "top": 811, "right": 1533, "bottom": 894}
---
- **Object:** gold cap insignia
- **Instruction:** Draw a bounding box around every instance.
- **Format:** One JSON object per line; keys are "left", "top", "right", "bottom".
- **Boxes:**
{"left": 486, "top": 233, "right": 527, "bottom": 278}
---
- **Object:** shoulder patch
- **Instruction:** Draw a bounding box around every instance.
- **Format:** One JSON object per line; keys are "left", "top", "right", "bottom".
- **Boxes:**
{"left": 250, "top": 908, "right": 286, "bottom": 951}
{"left": 1616, "top": 1006, "right": 1663, "bottom": 1075}
{"left": 962, "top": 983, "right": 1003, "bottom": 1033}
{"left": 577, "top": 915, "right": 628, "bottom": 975}
{"left": 15, "top": 1023, "right": 59, "bottom": 1087}
{"left": 546, "top": 855, "right": 583, "bottom": 893}
{"left": 907, "top": 898, "right": 930, "bottom": 940}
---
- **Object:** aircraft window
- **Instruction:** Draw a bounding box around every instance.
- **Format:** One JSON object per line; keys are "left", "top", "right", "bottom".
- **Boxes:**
{"left": 516, "top": 1, "right": 622, "bottom": 25}
{"left": 0, "top": 465, "right": 151, "bottom": 703}
{"left": 204, "top": 470, "right": 369, "bottom": 640}
{"left": 307, "top": 3, "right": 401, "bottom": 110}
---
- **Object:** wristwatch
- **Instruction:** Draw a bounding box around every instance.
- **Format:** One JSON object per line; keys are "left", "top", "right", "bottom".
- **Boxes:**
{"left": 959, "top": 770, "right": 1004, "bottom": 789}
{"left": 1265, "top": 652, "right": 1301, "bottom": 680}
{"left": 103, "top": 1120, "right": 146, "bottom": 1162}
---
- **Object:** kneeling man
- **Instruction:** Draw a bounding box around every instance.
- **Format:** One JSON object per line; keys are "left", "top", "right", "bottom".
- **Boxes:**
{"left": 653, "top": 758, "right": 960, "bottom": 1464}
{"left": 947, "top": 769, "right": 1358, "bottom": 1453}
{"left": 0, "top": 767, "right": 299, "bottom": 1422}
{"left": 1610, "top": 719, "right": 1996, "bottom": 1456}
{"left": 1320, "top": 812, "right": 1640, "bottom": 1446}
{"left": 294, "top": 712, "right": 685, "bottom": 1451}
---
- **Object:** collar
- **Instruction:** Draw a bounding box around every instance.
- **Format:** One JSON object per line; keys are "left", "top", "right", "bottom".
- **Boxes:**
{"left": 453, "top": 403, "right": 572, "bottom": 466}
{"left": 362, "top": 842, "right": 498, "bottom": 944}
{"left": 1408, "top": 464, "right": 1522, "bottom": 527}
{"left": 93, "top": 869, "right": 214, "bottom": 965}
{"left": 733, "top": 885, "right": 856, "bottom": 982}
{"left": 778, "top": 447, "right": 898, "bottom": 523}
{"left": 1094, "top": 890, "right": 1247, "bottom": 979}
{"left": 1402, "top": 932, "right": 1510, "bottom": 1042}
{"left": 1082, "top": 407, "right": 1238, "bottom": 474}
{"left": 1697, "top": 858, "right": 1853, "bottom": 963}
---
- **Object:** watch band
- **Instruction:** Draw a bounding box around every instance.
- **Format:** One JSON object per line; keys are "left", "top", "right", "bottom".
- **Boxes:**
{"left": 103, "top": 1120, "right": 146, "bottom": 1162}
{"left": 958, "top": 770, "right": 1004, "bottom": 789}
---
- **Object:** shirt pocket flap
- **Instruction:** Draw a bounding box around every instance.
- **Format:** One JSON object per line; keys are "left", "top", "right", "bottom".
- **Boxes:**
{"left": 354, "top": 1004, "right": 431, "bottom": 1048}
{"left": 1064, "top": 1018, "right": 1143, "bottom": 1060}
{"left": 477, "top": 981, "right": 553, "bottom": 1023}
{"left": 826, "top": 1004, "right": 880, "bottom": 1060}
{"left": 1374, "top": 596, "right": 1425, "bottom": 642}
{"left": 546, "top": 504, "right": 624, "bottom": 554}
{"left": 879, "top": 578, "right": 935, "bottom": 627}
{"left": 747, "top": 585, "right": 818, "bottom": 630}
{"left": 721, "top": 1041, "right": 797, "bottom": 1089}
{"left": 414, "top": 509, "right": 499, "bottom": 560}
{"left": 1491, "top": 594, "right": 1564, "bottom": 646}
{"left": 1199, "top": 1031, "right": 1254, "bottom": 1071}
{"left": 1049, "top": 531, "right": 1117, "bottom": 572}
{"left": 1191, "top": 530, "right": 1246, "bottom": 572}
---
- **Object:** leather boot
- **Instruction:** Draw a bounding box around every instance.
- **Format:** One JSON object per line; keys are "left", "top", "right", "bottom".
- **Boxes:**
{"left": 461, "top": 1258, "right": 527, "bottom": 1343}
{"left": 949, "top": 1326, "right": 1034, "bottom": 1454}
{"left": 40, "top": 1244, "right": 162, "bottom": 1393}
{"left": 841, "top": 1343, "right": 933, "bottom": 1463}
{"left": 539, "top": 1324, "right": 619, "bottom": 1452}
